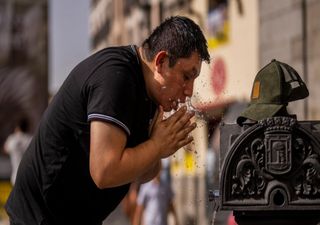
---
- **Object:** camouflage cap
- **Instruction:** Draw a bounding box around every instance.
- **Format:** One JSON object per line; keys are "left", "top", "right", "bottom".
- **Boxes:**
{"left": 237, "top": 59, "right": 309, "bottom": 125}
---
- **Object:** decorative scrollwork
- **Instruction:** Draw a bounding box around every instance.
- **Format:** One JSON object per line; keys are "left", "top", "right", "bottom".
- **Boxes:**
{"left": 230, "top": 117, "right": 297, "bottom": 199}
{"left": 231, "top": 140, "right": 266, "bottom": 198}
{"left": 258, "top": 117, "right": 297, "bottom": 132}
{"left": 231, "top": 163, "right": 266, "bottom": 198}
{"left": 221, "top": 117, "right": 320, "bottom": 210}
{"left": 294, "top": 147, "right": 320, "bottom": 197}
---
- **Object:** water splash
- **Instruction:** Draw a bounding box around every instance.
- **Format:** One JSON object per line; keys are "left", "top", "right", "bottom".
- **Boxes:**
{"left": 163, "top": 97, "right": 201, "bottom": 119}
{"left": 180, "top": 97, "right": 201, "bottom": 116}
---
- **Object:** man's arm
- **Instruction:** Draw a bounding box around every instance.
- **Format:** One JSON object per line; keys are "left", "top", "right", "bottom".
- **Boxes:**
{"left": 137, "top": 160, "right": 161, "bottom": 184}
{"left": 89, "top": 106, "right": 195, "bottom": 189}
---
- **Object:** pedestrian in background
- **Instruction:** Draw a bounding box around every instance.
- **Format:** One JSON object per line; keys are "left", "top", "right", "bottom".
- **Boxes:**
{"left": 5, "top": 16, "right": 210, "bottom": 225}
{"left": 133, "top": 161, "right": 179, "bottom": 225}
{"left": 4, "top": 118, "right": 32, "bottom": 185}
{"left": 121, "top": 182, "right": 140, "bottom": 224}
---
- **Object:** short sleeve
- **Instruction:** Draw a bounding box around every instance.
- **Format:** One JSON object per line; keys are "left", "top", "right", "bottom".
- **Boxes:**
{"left": 86, "top": 62, "right": 136, "bottom": 136}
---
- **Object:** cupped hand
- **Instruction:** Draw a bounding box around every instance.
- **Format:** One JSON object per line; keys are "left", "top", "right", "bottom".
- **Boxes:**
{"left": 149, "top": 105, "right": 196, "bottom": 159}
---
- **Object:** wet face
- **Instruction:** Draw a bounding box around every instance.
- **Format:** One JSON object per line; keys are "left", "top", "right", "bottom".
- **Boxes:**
{"left": 156, "top": 51, "right": 202, "bottom": 112}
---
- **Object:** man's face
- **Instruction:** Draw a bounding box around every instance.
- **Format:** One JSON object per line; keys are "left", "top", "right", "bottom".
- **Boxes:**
{"left": 157, "top": 51, "right": 202, "bottom": 112}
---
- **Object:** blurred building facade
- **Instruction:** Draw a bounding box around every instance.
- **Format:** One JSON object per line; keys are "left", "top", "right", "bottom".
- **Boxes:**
{"left": 0, "top": 0, "right": 48, "bottom": 223}
{"left": 259, "top": 0, "right": 320, "bottom": 120}
{"left": 0, "top": 0, "right": 48, "bottom": 145}
{"left": 90, "top": 0, "right": 320, "bottom": 224}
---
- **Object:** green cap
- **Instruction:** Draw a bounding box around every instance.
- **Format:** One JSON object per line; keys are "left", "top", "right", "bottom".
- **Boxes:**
{"left": 237, "top": 59, "right": 309, "bottom": 125}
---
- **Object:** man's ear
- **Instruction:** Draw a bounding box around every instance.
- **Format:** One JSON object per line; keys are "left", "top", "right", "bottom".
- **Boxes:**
{"left": 154, "top": 51, "right": 167, "bottom": 73}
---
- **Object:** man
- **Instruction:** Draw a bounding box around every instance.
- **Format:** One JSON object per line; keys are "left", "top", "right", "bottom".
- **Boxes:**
{"left": 5, "top": 16, "right": 210, "bottom": 225}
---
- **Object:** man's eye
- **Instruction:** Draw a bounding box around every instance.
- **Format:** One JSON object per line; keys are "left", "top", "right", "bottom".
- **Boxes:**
{"left": 183, "top": 74, "right": 190, "bottom": 81}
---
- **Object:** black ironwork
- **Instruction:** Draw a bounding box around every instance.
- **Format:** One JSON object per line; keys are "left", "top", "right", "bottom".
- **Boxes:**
{"left": 219, "top": 117, "right": 320, "bottom": 224}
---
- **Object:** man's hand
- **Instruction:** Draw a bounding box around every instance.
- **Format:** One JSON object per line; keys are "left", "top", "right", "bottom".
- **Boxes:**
{"left": 149, "top": 105, "right": 196, "bottom": 158}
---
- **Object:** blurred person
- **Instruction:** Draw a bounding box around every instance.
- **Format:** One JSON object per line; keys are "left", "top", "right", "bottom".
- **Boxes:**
{"left": 122, "top": 158, "right": 171, "bottom": 225}
{"left": 133, "top": 161, "right": 179, "bottom": 225}
{"left": 160, "top": 156, "right": 171, "bottom": 183}
{"left": 5, "top": 16, "right": 210, "bottom": 225}
{"left": 121, "top": 182, "right": 140, "bottom": 224}
{"left": 4, "top": 118, "right": 32, "bottom": 185}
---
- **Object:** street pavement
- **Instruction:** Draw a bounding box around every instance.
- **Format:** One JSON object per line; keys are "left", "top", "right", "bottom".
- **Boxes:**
{"left": 103, "top": 205, "right": 130, "bottom": 225}
{"left": 102, "top": 204, "right": 231, "bottom": 225}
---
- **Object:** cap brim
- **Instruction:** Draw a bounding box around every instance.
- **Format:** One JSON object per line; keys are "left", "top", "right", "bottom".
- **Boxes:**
{"left": 237, "top": 103, "right": 285, "bottom": 125}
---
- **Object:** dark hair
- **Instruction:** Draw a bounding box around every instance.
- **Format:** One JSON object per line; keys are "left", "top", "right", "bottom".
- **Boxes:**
{"left": 142, "top": 16, "right": 210, "bottom": 67}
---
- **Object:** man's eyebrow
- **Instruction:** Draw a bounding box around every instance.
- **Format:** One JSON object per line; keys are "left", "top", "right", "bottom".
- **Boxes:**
{"left": 182, "top": 67, "right": 199, "bottom": 79}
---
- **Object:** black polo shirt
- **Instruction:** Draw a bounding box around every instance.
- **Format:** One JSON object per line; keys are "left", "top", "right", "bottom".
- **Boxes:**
{"left": 5, "top": 46, "right": 156, "bottom": 225}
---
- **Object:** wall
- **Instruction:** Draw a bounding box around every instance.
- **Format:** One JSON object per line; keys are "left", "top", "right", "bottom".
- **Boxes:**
{"left": 259, "top": 0, "right": 320, "bottom": 120}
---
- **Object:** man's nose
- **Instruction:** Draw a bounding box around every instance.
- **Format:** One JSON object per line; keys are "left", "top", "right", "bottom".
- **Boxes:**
{"left": 184, "top": 82, "right": 194, "bottom": 97}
